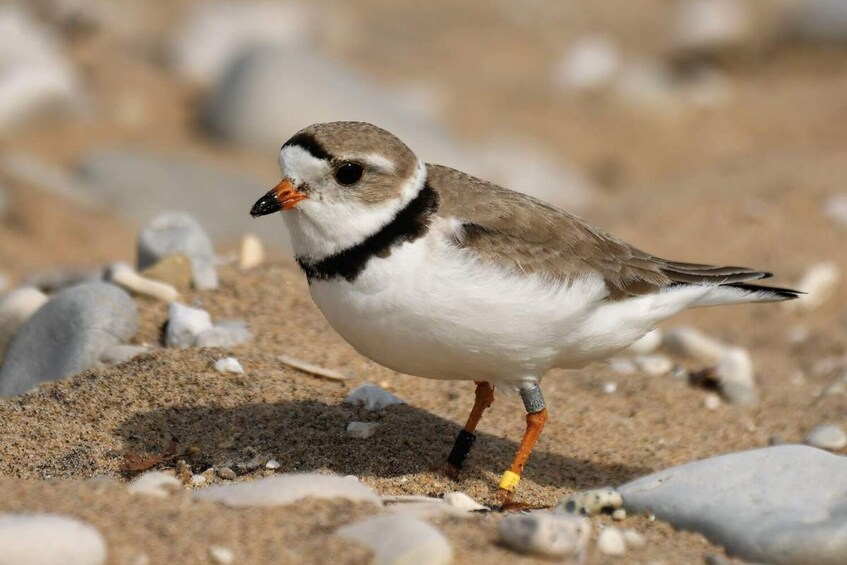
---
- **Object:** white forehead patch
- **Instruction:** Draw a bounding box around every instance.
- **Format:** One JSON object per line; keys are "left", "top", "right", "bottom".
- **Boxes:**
{"left": 278, "top": 145, "right": 330, "bottom": 185}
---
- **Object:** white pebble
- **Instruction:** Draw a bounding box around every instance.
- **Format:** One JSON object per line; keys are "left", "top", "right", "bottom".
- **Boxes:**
{"left": 346, "top": 421, "right": 379, "bottom": 439}
{"left": 805, "top": 424, "right": 847, "bottom": 451}
{"left": 107, "top": 262, "right": 179, "bottom": 303}
{"left": 623, "top": 529, "right": 646, "bottom": 548}
{"left": 598, "top": 526, "right": 627, "bottom": 556}
{"left": 265, "top": 459, "right": 281, "bottom": 470}
{"left": 190, "top": 474, "right": 207, "bottom": 486}
{"left": 442, "top": 492, "right": 487, "bottom": 512}
{"left": 128, "top": 471, "right": 182, "bottom": 498}
{"left": 635, "top": 355, "right": 673, "bottom": 376}
{"left": 603, "top": 382, "right": 618, "bottom": 394}
{"left": 239, "top": 233, "right": 265, "bottom": 270}
{"left": 554, "top": 34, "right": 620, "bottom": 92}
{"left": 612, "top": 508, "right": 627, "bottom": 521}
{"left": 209, "top": 545, "right": 235, "bottom": 564}
{"left": 715, "top": 347, "right": 757, "bottom": 406}
{"left": 0, "top": 514, "right": 107, "bottom": 565}
{"left": 786, "top": 262, "right": 840, "bottom": 314}
{"left": 704, "top": 393, "right": 722, "bottom": 410}
{"left": 499, "top": 512, "right": 591, "bottom": 559}
{"left": 0, "top": 286, "right": 48, "bottom": 355}
{"left": 627, "top": 329, "right": 663, "bottom": 355}
{"left": 662, "top": 327, "right": 727, "bottom": 365}
{"left": 344, "top": 384, "right": 404, "bottom": 412}
{"left": 214, "top": 357, "right": 244, "bottom": 374}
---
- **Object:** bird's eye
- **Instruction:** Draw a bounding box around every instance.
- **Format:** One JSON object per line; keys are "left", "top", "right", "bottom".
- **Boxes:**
{"left": 333, "top": 162, "right": 364, "bottom": 186}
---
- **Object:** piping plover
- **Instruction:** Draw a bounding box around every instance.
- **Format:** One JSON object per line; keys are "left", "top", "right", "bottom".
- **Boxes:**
{"left": 251, "top": 121, "right": 799, "bottom": 501}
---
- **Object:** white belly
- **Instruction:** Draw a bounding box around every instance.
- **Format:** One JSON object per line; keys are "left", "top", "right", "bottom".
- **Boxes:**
{"left": 307, "top": 233, "right": 670, "bottom": 384}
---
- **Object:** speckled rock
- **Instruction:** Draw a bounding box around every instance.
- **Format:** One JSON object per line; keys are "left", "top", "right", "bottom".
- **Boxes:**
{"left": 0, "top": 513, "right": 107, "bottom": 565}
{"left": 344, "top": 384, "right": 404, "bottom": 412}
{"left": 0, "top": 283, "right": 138, "bottom": 396}
{"left": 339, "top": 515, "right": 453, "bottom": 565}
{"left": 499, "top": 512, "right": 591, "bottom": 560}
{"left": 805, "top": 424, "right": 847, "bottom": 451}
{"left": 137, "top": 212, "right": 218, "bottom": 290}
{"left": 620, "top": 445, "right": 847, "bottom": 565}
{"left": 555, "top": 488, "right": 623, "bottom": 517}
{"left": 195, "top": 473, "right": 382, "bottom": 508}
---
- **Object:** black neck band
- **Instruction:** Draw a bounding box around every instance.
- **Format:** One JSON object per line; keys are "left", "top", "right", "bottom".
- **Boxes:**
{"left": 297, "top": 183, "right": 439, "bottom": 282}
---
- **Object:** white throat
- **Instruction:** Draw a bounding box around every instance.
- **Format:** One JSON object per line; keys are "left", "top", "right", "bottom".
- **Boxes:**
{"left": 283, "top": 160, "right": 427, "bottom": 261}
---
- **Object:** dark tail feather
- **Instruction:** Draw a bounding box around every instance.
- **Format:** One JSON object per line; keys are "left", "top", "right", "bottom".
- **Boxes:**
{"left": 721, "top": 282, "right": 803, "bottom": 301}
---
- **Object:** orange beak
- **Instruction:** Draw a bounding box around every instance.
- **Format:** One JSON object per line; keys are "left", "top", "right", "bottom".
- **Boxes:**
{"left": 250, "top": 178, "right": 308, "bottom": 217}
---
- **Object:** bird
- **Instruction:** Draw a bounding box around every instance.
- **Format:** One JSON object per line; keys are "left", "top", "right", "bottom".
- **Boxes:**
{"left": 250, "top": 121, "right": 800, "bottom": 504}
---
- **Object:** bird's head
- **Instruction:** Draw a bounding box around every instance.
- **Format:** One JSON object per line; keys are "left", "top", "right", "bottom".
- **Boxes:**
{"left": 251, "top": 121, "right": 426, "bottom": 260}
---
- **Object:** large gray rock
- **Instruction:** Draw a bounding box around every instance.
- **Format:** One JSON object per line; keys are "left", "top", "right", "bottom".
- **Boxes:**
{"left": 338, "top": 515, "right": 453, "bottom": 565}
{"left": 137, "top": 212, "right": 218, "bottom": 290}
{"left": 75, "top": 149, "right": 289, "bottom": 248}
{"left": 620, "top": 446, "right": 847, "bottom": 565}
{"left": 204, "top": 45, "right": 592, "bottom": 208}
{"left": 0, "top": 283, "right": 138, "bottom": 396}
{"left": 0, "top": 7, "right": 83, "bottom": 135}
{"left": 0, "top": 514, "right": 106, "bottom": 565}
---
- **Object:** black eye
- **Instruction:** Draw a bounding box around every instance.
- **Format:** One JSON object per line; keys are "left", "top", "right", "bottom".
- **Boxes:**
{"left": 334, "top": 162, "right": 364, "bottom": 186}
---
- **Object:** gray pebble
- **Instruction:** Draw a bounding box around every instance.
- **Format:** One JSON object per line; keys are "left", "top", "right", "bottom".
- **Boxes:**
{"left": 499, "top": 512, "right": 590, "bottom": 559}
{"left": 344, "top": 384, "right": 404, "bottom": 412}
{"left": 804, "top": 424, "right": 847, "bottom": 451}
{"left": 165, "top": 302, "right": 212, "bottom": 348}
{"left": 0, "top": 283, "right": 138, "bottom": 396}
{"left": 137, "top": 212, "right": 218, "bottom": 290}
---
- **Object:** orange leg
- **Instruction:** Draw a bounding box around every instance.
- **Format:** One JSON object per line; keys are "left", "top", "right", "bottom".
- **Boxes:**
{"left": 447, "top": 381, "right": 495, "bottom": 469}
{"left": 497, "top": 382, "right": 548, "bottom": 503}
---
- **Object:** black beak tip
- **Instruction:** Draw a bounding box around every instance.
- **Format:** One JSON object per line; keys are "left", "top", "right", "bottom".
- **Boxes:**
{"left": 250, "top": 192, "right": 282, "bottom": 218}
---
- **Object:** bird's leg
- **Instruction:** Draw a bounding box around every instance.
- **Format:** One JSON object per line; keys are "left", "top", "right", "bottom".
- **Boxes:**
{"left": 447, "top": 381, "right": 495, "bottom": 470}
{"left": 498, "top": 383, "right": 548, "bottom": 504}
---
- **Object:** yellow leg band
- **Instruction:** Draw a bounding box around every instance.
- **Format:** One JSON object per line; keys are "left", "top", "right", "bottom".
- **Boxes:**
{"left": 499, "top": 470, "right": 521, "bottom": 492}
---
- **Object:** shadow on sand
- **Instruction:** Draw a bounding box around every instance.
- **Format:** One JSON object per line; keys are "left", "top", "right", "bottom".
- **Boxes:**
{"left": 117, "top": 399, "right": 648, "bottom": 492}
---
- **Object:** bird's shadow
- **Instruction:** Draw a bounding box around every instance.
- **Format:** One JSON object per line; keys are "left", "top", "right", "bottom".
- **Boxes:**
{"left": 117, "top": 399, "right": 648, "bottom": 493}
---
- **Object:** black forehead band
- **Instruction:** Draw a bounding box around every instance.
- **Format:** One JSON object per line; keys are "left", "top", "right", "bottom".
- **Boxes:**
{"left": 282, "top": 132, "right": 334, "bottom": 162}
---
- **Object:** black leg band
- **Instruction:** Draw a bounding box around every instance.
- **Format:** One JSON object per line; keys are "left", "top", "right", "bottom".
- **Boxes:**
{"left": 447, "top": 429, "right": 477, "bottom": 469}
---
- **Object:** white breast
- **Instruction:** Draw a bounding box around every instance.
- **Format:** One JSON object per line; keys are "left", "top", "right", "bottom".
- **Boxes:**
{"left": 306, "top": 228, "right": 676, "bottom": 386}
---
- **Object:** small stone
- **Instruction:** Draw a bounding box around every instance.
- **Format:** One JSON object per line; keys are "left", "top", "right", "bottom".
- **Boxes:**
{"left": 612, "top": 508, "right": 627, "bottom": 521}
{"left": 623, "top": 529, "right": 646, "bottom": 548}
{"left": 714, "top": 348, "right": 757, "bottom": 406}
{"left": 786, "top": 262, "right": 840, "bottom": 314}
{"left": 190, "top": 474, "right": 207, "bottom": 486}
{"left": 106, "top": 262, "right": 179, "bottom": 303}
{"left": 346, "top": 421, "right": 379, "bottom": 439}
{"left": 598, "top": 526, "right": 626, "bottom": 556}
{"left": 239, "top": 233, "right": 265, "bottom": 269}
{"left": 703, "top": 393, "right": 721, "bottom": 411}
{"left": 265, "top": 459, "right": 280, "bottom": 470}
{"left": 99, "top": 344, "right": 149, "bottom": 365}
{"left": 635, "top": 355, "right": 673, "bottom": 376}
{"left": 804, "top": 424, "right": 847, "bottom": 451}
{"left": 555, "top": 488, "right": 623, "bottom": 517}
{"left": 216, "top": 467, "right": 236, "bottom": 480}
{"left": 137, "top": 212, "right": 218, "bottom": 290}
{"left": 195, "top": 473, "right": 382, "bottom": 507}
{"left": 196, "top": 321, "right": 252, "bottom": 348}
{"left": 442, "top": 492, "right": 487, "bottom": 512}
{"left": 0, "top": 283, "right": 138, "bottom": 396}
{"left": 214, "top": 357, "right": 244, "bottom": 374}
{"left": 0, "top": 286, "right": 48, "bottom": 356}
{"left": 339, "top": 515, "right": 453, "bottom": 565}
{"left": 165, "top": 302, "right": 212, "bottom": 348}
{"left": 0, "top": 514, "right": 106, "bottom": 565}
{"left": 140, "top": 254, "right": 193, "bottom": 292}
{"left": 499, "top": 512, "right": 590, "bottom": 559}
{"left": 603, "top": 382, "right": 618, "bottom": 394}
{"left": 128, "top": 471, "right": 182, "bottom": 498}
{"left": 208, "top": 545, "right": 235, "bottom": 565}
{"left": 662, "top": 327, "right": 727, "bottom": 365}
{"left": 344, "top": 384, "right": 405, "bottom": 412}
